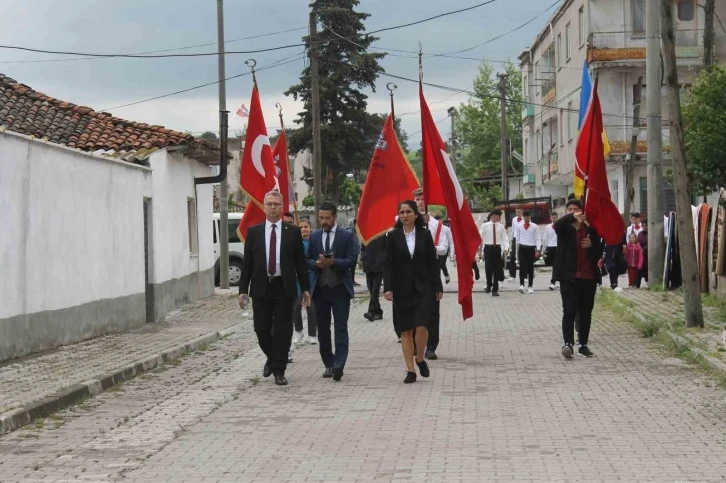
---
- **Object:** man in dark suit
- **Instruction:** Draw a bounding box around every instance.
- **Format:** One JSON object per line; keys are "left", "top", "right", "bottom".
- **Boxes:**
{"left": 307, "top": 201, "right": 357, "bottom": 381}
{"left": 361, "top": 234, "right": 386, "bottom": 321}
{"left": 239, "top": 191, "right": 310, "bottom": 386}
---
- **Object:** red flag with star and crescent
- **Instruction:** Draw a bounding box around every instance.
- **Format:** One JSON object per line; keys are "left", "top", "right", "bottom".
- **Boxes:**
{"left": 420, "top": 77, "right": 481, "bottom": 320}
{"left": 237, "top": 84, "right": 277, "bottom": 242}
{"left": 271, "top": 130, "right": 295, "bottom": 212}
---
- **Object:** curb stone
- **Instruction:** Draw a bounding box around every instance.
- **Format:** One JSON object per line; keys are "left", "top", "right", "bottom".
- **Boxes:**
{"left": 0, "top": 324, "right": 242, "bottom": 435}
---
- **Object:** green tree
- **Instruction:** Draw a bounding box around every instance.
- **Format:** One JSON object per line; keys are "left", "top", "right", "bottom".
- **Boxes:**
{"left": 302, "top": 194, "right": 315, "bottom": 207}
{"left": 339, "top": 176, "right": 363, "bottom": 205}
{"left": 455, "top": 62, "right": 522, "bottom": 200}
{"left": 285, "top": 0, "right": 385, "bottom": 202}
{"left": 199, "top": 131, "right": 218, "bottom": 142}
{"left": 683, "top": 64, "right": 726, "bottom": 195}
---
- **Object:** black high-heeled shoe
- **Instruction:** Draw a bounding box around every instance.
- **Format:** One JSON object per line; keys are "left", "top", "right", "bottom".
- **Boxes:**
{"left": 404, "top": 371, "right": 417, "bottom": 384}
{"left": 416, "top": 360, "right": 430, "bottom": 378}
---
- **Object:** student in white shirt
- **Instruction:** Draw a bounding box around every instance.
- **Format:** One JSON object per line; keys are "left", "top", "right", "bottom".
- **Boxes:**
{"left": 479, "top": 209, "right": 509, "bottom": 296}
{"left": 543, "top": 211, "right": 559, "bottom": 290}
{"left": 625, "top": 212, "right": 644, "bottom": 242}
{"left": 435, "top": 216, "right": 455, "bottom": 284}
{"left": 509, "top": 207, "right": 525, "bottom": 279}
{"left": 516, "top": 209, "right": 542, "bottom": 294}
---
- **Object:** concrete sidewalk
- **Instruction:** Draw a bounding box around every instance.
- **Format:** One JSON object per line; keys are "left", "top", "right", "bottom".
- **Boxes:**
{"left": 0, "top": 290, "right": 248, "bottom": 434}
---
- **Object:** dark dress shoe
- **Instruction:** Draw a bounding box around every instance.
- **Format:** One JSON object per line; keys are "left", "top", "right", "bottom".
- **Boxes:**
{"left": 425, "top": 349, "right": 438, "bottom": 360}
{"left": 323, "top": 367, "right": 333, "bottom": 378}
{"left": 333, "top": 368, "right": 344, "bottom": 381}
{"left": 404, "top": 371, "right": 417, "bottom": 384}
{"left": 484, "top": 286, "right": 492, "bottom": 294}
{"left": 274, "top": 374, "right": 288, "bottom": 386}
{"left": 363, "top": 312, "right": 374, "bottom": 321}
{"left": 492, "top": 291, "right": 500, "bottom": 297}
{"left": 373, "top": 313, "right": 383, "bottom": 320}
{"left": 416, "top": 360, "right": 430, "bottom": 378}
{"left": 263, "top": 364, "right": 272, "bottom": 378}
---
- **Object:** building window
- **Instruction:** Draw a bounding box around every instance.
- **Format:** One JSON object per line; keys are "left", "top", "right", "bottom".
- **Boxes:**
{"left": 610, "top": 179, "right": 620, "bottom": 209}
{"left": 228, "top": 220, "right": 241, "bottom": 244}
{"left": 639, "top": 177, "right": 648, "bottom": 214}
{"left": 557, "top": 33, "right": 562, "bottom": 69}
{"left": 565, "top": 23, "right": 571, "bottom": 61}
{"left": 567, "top": 101, "right": 573, "bottom": 140}
{"left": 632, "top": 0, "right": 645, "bottom": 35}
{"left": 579, "top": 6, "right": 586, "bottom": 46}
{"left": 559, "top": 109, "right": 564, "bottom": 146}
{"left": 678, "top": 0, "right": 694, "bottom": 21}
{"left": 187, "top": 197, "right": 198, "bottom": 255}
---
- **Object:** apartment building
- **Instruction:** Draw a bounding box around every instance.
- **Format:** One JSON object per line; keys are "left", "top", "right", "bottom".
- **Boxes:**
{"left": 519, "top": 0, "right": 726, "bottom": 213}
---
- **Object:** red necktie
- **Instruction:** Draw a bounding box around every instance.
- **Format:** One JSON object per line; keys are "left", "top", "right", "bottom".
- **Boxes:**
{"left": 524, "top": 222, "right": 530, "bottom": 230}
{"left": 517, "top": 217, "right": 522, "bottom": 223}
{"left": 268, "top": 224, "right": 277, "bottom": 276}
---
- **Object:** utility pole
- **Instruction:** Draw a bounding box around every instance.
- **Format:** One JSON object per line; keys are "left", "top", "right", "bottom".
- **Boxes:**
{"left": 309, "top": 11, "right": 323, "bottom": 220}
{"left": 217, "top": 0, "right": 229, "bottom": 289}
{"left": 497, "top": 73, "right": 509, "bottom": 199}
{"left": 646, "top": 0, "right": 664, "bottom": 288}
{"left": 704, "top": 0, "right": 715, "bottom": 68}
{"left": 448, "top": 107, "right": 457, "bottom": 163}
{"left": 624, "top": 76, "right": 642, "bottom": 223}
{"left": 661, "top": 0, "right": 703, "bottom": 327}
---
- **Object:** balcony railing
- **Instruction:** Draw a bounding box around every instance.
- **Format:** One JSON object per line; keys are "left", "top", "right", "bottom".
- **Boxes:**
{"left": 588, "top": 29, "right": 704, "bottom": 63}
{"left": 542, "top": 76, "right": 556, "bottom": 104}
{"left": 523, "top": 164, "right": 536, "bottom": 186}
{"left": 540, "top": 150, "right": 559, "bottom": 182}
{"left": 521, "top": 102, "right": 534, "bottom": 122}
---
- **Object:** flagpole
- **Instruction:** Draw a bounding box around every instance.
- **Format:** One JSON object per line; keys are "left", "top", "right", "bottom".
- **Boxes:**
{"left": 246, "top": 59, "right": 258, "bottom": 89}
{"left": 581, "top": 74, "right": 599, "bottom": 216}
{"left": 276, "top": 102, "right": 299, "bottom": 225}
{"left": 418, "top": 44, "right": 428, "bottom": 217}
{"left": 387, "top": 83, "right": 397, "bottom": 120}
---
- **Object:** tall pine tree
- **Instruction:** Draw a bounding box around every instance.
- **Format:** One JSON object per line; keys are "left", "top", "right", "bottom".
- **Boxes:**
{"left": 285, "top": 0, "right": 385, "bottom": 202}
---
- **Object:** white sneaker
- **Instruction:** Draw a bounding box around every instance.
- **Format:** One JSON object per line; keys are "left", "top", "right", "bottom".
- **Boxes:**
{"left": 306, "top": 335, "right": 318, "bottom": 345}
{"left": 548, "top": 283, "right": 556, "bottom": 291}
{"left": 292, "top": 331, "right": 304, "bottom": 345}
{"left": 614, "top": 287, "right": 624, "bottom": 293}
{"left": 528, "top": 288, "right": 534, "bottom": 294}
{"left": 643, "top": 281, "right": 649, "bottom": 288}
{"left": 519, "top": 286, "right": 525, "bottom": 294}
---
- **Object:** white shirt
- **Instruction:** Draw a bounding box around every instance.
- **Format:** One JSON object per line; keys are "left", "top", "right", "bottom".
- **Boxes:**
{"left": 511, "top": 216, "right": 526, "bottom": 240}
{"left": 265, "top": 219, "right": 282, "bottom": 276}
{"left": 516, "top": 221, "right": 542, "bottom": 250}
{"left": 404, "top": 227, "right": 416, "bottom": 257}
{"left": 479, "top": 221, "right": 509, "bottom": 248}
{"left": 322, "top": 225, "right": 337, "bottom": 252}
{"left": 442, "top": 224, "right": 455, "bottom": 258}
{"left": 428, "top": 218, "right": 449, "bottom": 256}
{"left": 626, "top": 223, "right": 644, "bottom": 240}
{"left": 543, "top": 223, "right": 558, "bottom": 248}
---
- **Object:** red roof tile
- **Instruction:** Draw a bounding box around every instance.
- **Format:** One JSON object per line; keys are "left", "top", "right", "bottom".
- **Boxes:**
{"left": 0, "top": 74, "right": 221, "bottom": 163}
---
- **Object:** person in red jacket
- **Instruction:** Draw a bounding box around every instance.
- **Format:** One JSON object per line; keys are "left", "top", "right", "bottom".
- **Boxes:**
{"left": 625, "top": 233, "right": 644, "bottom": 288}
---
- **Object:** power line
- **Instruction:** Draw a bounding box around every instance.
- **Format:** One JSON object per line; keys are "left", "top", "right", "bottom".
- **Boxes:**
{"left": 0, "top": 26, "right": 309, "bottom": 65}
{"left": 101, "top": 52, "right": 305, "bottom": 111}
{"left": 0, "top": 0, "right": 501, "bottom": 60}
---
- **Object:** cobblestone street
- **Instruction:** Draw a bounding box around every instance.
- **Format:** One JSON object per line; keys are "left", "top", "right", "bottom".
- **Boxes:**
{"left": 3, "top": 271, "right": 726, "bottom": 482}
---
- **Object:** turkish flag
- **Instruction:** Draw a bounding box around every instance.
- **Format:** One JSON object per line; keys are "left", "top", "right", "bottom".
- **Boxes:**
{"left": 576, "top": 80, "right": 625, "bottom": 245}
{"left": 236, "top": 201, "right": 266, "bottom": 243}
{"left": 271, "top": 130, "right": 295, "bottom": 211}
{"left": 420, "top": 82, "right": 481, "bottom": 320}
{"left": 239, "top": 85, "right": 277, "bottom": 205}
{"left": 357, "top": 114, "right": 420, "bottom": 244}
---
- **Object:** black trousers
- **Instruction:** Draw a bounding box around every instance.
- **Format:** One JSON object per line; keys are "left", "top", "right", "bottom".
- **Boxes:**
{"left": 313, "top": 285, "right": 351, "bottom": 370}
{"left": 545, "top": 247, "right": 557, "bottom": 283}
{"left": 608, "top": 268, "right": 619, "bottom": 289}
{"left": 518, "top": 245, "right": 536, "bottom": 287}
{"left": 293, "top": 292, "right": 317, "bottom": 337}
{"left": 427, "top": 298, "right": 441, "bottom": 351}
{"left": 366, "top": 272, "right": 383, "bottom": 315}
{"left": 560, "top": 279, "right": 597, "bottom": 346}
{"left": 252, "top": 278, "right": 294, "bottom": 376}
{"left": 472, "top": 261, "right": 480, "bottom": 279}
{"left": 350, "top": 255, "right": 358, "bottom": 282}
{"left": 483, "top": 245, "right": 503, "bottom": 292}
{"left": 508, "top": 238, "right": 518, "bottom": 278}
{"left": 439, "top": 255, "right": 450, "bottom": 278}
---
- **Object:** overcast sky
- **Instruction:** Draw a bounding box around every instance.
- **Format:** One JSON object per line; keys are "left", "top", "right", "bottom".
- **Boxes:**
{"left": 0, "top": 0, "right": 556, "bottom": 148}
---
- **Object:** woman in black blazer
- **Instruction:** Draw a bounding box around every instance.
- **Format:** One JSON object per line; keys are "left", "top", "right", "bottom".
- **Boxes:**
{"left": 384, "top": 200, "right": 444, "bottom": 383}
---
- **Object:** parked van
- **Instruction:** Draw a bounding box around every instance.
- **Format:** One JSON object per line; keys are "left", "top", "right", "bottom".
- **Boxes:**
{"left": 213, "top": 212, "right": 244, "bottom": 286}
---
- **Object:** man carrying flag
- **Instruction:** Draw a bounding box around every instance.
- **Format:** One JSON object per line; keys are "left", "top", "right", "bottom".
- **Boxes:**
{"left": 419, "top": 62, "right": 482, "bottom": 326}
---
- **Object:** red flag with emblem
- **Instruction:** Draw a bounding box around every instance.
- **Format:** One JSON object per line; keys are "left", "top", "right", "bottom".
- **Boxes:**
{"left": 420, "top": 80, "right": 481, "bottom": 320}
{"left": 357, "top": 113, "right": 420, "bottom": 244}
{"left": 236, "top": 200, "right": 266, "bottom": 242}
{"left": 271, "top": 130, "right": 295, "bottom": 211}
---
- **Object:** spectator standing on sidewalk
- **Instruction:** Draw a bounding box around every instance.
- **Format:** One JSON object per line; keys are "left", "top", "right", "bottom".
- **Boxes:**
{"left": 626, "top": 233, "right": 644, "bottom": 289}
{"left": 553, "top": 199, "right": 602, "bottom": 359}
{"left": 543, "top": 212, "right": 559, "bottom": 290}
{"left": 361, "top": 233, "right": 386, "bottom": 321}
{"left": 636, "top": 221, "right": 649, "bottom": 288}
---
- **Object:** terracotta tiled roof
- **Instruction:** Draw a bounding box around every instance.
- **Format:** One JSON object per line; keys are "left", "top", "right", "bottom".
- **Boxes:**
{"left": 0, "top": 74, "right": 221, "bottom": 163}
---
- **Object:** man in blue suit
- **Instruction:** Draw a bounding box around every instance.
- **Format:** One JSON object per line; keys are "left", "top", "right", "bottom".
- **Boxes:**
{"left": 308, "top": 201, "right": 357, "bottom": 381}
